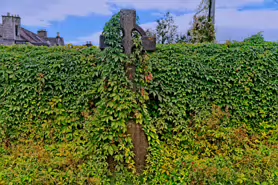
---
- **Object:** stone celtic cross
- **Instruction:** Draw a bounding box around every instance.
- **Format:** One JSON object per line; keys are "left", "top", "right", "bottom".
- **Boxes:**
{"left": 99, "top": 9, "right": 156, "bottom": 174}
{"left": 99, "top": 9, "right": 156, "bottom": 54}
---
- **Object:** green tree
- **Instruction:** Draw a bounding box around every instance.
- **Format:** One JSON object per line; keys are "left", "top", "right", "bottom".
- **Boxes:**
{"left": 243, "top": 31, "right": 265, "bottom": 44}
{"left": 175, "top": 33, "right": 188, "bottom": 43}
{"left": 187, "top": 0, "right": 216, "bottom": 43}
{"left": 156, "top": 12, "right": 178, "bottom": 44}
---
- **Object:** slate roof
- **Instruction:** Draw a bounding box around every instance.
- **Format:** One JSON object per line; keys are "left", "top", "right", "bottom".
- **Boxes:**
{"left": 17, "top": 28, "right": 65, "bottom": 46}
{"left": 20, "top": 28, "right": 49, "bottom": 45}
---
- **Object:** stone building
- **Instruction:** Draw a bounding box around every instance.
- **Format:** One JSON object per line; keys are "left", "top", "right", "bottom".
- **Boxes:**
{"left": 0, "top": 13, "right": 65, "bottom": 46}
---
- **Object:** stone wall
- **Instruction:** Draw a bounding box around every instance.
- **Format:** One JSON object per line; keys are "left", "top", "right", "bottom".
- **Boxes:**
{"left": 0, "top": 24, "right": 3, "bottom": 37}
{"left": 0, "top": 39, "right": 14, "bottom": 45}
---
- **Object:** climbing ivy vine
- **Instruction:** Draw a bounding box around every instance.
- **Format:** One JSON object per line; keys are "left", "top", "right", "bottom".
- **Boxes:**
{"left": 88, "top": 11, "right": 159, "bottom": 178}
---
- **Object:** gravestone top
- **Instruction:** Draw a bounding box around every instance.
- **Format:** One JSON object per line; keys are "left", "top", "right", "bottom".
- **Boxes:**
{"left": 99, "top": 9, "right": 156, "bottom": 54}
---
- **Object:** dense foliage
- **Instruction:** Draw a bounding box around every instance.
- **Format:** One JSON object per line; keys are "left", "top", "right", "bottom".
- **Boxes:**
{"left": 149, "top": 42, "right": 278, "bottom": 130}
{"left": 0, "top": 40, "right": 277, "bottom": 184}
{"left": 243, "top": 31, "right": 265, "bottom": 44}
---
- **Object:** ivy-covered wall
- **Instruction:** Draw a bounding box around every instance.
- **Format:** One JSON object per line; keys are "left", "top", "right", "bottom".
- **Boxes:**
{"left": 0, "top": 46, "right": 100, "bottom": 142}
{"left": 0, "top": 42, "right": 277, "bottom": 184}
{"left": 148, "top": 42, "right": 278, "bottom": 134}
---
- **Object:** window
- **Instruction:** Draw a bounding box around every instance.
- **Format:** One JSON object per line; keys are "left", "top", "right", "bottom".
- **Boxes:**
{"left": 15, "top": 25, "right": 18, "bottom": 36}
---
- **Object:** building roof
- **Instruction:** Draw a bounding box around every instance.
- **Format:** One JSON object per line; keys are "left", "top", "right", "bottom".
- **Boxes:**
{"left": 19, "top": 28, "right": 65, "bottom": 46}
{"left": 0, "top": 13, "right": 64, "bottom": 46}
{"left": 0, "top": 26, "right": 64, "bottom": 46}
{"left": 45, "top": 37, "right": 65, "bottom": 46}
{"left": 20, "top": 28, "right": 48, "bottom": 45}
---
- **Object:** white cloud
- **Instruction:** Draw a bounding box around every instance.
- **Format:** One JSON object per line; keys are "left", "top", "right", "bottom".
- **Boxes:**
{"left": 70, "top": 7, "right": 278, "bottom": 45}
{"left": 108, "top": 0, "right": 265, "bottom": 12}
{"left": 1, "top": 0, "right": 112, "bottom": 26}
{"left": 143, "top": 7, "right": 278, "bottom": 42}
{"left": 1, "top": 0, "right": 277, "bottom": 44}
{"left": 150, "top": 12, "right": 165, "bottom": 17}
{"left": 216, "top": 9, "right": 278, "bottom": 30}
{"left": 216, "top": 0, "right": 264, "bottom": 8}
{"left": 108, "top": 0, "right": 199, "bottom": 12}
{"left": 0, "top": 0, "right": 266, "bottom": 26}
{"left": 67, "top": 31, "right": 102, "bottom": 45}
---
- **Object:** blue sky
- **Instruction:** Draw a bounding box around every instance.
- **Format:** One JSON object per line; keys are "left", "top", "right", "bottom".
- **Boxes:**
{"left": 1, "top": 0, "right": 278, "bottom": 45}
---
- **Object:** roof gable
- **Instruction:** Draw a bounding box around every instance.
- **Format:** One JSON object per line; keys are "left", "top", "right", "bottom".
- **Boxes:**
{"left": 20, "top": 28, "right": 48, "bottom": 44}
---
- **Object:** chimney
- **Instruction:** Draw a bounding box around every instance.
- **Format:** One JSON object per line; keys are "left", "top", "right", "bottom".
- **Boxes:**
{"left": 37, "top": 29, "right": 47, "bottom": 38}
{"left": 2, "top": 12, "right": 21, "bottom": 39}
{"left": 85, "top": 41, "right": 92, "bottom": 47}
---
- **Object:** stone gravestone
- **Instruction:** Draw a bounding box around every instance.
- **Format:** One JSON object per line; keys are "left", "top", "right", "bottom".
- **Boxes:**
{"left": 99, "top": 9, "right": 156, "bottom": 174}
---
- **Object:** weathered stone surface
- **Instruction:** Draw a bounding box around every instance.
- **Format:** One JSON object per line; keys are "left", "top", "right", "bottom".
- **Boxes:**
{"left": 0, "top": 39, "right": 14, "bottom": 45}
{"left": 120, "top": 9, "right": 136, "bottom": 55}
{"left": 142, "top": 36, "right": 156, "bottom": 51}
{"left": 99, "top": 34, "right": 107, "bottom": 50}
{"left": 127, "top": 120, "right": 149, "bottom": 174}
{"left": 134, "top": 24, "right": 146, "bottom": 36}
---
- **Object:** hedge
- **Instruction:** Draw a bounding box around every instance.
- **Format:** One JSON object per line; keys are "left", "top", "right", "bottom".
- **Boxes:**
{"left": 149, "top": 42, "right": 278, "bottom": 132}
{"left": 0, "top": 43, "right": 277, "bottom": 184}
{"left": 0, "top": 45, "right": 100, "bottom": 142}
